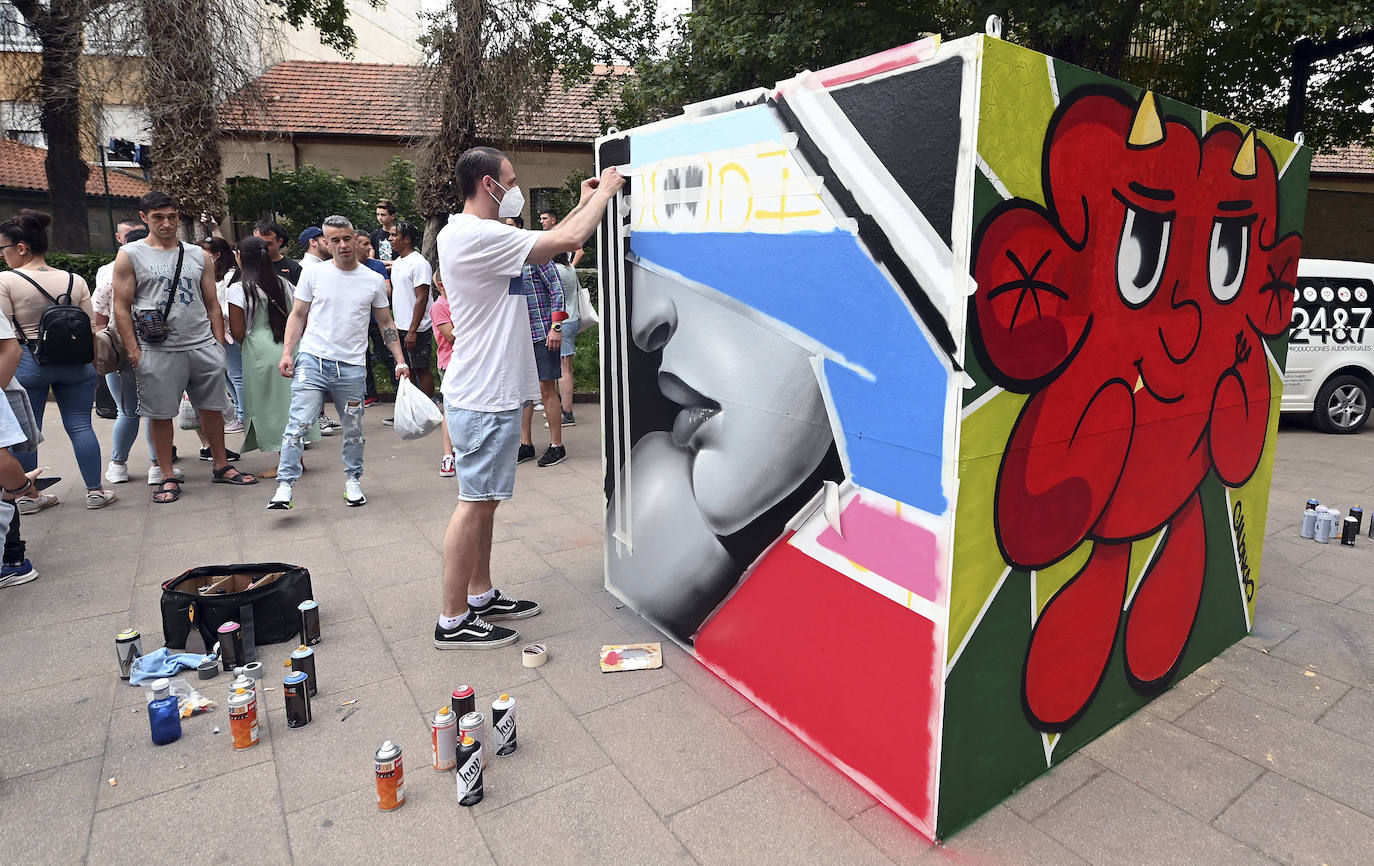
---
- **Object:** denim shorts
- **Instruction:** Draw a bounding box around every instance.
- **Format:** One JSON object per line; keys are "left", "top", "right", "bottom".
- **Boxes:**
{"left": 532, "top": 339, "right": 561, "bottom": 382}
{"left": 560, "top": 320, "right": 580, "bottom": 358}
{"left": 447, "top": 405, "right": 522, "bottom": 501}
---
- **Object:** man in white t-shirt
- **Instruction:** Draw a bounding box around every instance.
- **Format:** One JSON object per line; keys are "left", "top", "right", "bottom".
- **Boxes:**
{"left": 298, "top": 227, "right": 331, "bottom": 267}
{"left": 387, "top": 221, "right": 436, "bottom": 397}
{"left": 431, "top": 145, "right": 623, "bottom": 649}
{"left": 268, "top": 215, "right": 409, "bottom": 510}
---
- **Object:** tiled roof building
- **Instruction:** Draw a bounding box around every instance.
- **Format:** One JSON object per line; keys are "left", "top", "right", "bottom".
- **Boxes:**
{"left": 0, "top": 138, "right": 150, "bottom": 198}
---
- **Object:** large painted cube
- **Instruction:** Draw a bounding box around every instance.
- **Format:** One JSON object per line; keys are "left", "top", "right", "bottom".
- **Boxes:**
{"left": 597, "top": 32, "right": 1309, "bottom": 840}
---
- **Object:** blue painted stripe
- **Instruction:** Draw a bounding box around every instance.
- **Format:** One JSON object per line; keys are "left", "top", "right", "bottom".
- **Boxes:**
{"left": 630, "top": 106, "right": 787, "bottom": 168}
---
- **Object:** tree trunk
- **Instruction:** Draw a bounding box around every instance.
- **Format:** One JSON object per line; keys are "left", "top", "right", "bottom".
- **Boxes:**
{"left": 33, "top": 0, "right": 91, "bottom": 252}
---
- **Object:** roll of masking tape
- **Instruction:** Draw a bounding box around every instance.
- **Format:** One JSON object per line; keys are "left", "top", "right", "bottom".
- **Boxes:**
{"left": 522, "top": 644, "right": 548, "bottom": 668}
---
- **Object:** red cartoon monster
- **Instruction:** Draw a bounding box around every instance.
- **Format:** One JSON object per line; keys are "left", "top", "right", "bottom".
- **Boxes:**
{"left": 971, "top": 89, "right": 1301, "bottom": 731}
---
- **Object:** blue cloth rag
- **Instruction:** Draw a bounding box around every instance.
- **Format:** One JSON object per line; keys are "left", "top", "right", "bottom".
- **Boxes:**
{"left": 129, "top": 648, "right": 216, "bottom": 685}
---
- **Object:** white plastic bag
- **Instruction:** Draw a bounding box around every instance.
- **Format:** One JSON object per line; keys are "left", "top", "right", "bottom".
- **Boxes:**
{"left": 178, "top": 394, "right": 200, "bottom": 430}
{"left": 393, "top": 377, "right": 443, "bottom": 441}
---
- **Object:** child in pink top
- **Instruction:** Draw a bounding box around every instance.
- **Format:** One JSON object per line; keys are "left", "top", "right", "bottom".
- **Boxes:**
{"left": 431, "top": 283, "right": 457, "bottom": 477}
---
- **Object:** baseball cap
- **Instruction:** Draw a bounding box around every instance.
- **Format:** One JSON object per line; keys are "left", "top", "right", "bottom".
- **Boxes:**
{"left": 298, "top": 226, "right": 323, "bottom": 246}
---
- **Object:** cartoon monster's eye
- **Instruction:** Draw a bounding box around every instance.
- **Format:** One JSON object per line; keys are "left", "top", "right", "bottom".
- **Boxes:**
{"left": 1116, "top": 204, "right": 1171, "bottom": 308}
{"left": 1208, "top": 217, "right": 1250, "bottom": 302}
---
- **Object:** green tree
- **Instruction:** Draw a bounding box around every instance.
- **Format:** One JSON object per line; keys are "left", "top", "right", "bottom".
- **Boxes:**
{"left": 618, "top": 0, "right": 1374, "bottom": 150}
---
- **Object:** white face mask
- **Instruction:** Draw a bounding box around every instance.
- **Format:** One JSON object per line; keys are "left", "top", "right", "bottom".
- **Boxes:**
{"left": 489, "top": 178, "right": 525, "bottom": 219}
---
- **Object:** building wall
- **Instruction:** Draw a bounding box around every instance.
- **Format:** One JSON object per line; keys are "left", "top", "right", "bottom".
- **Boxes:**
{"left": 0, "top": 188, "right": 141, "bottom": 253}
{"left": 267, "top": 0, "right": 427, "bottom": 65}
{"left": 1303, "top": 183, "right": 1374, "bottom": 263}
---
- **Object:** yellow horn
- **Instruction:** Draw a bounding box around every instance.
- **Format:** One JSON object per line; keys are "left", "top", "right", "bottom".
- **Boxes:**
{"left": 1127, "top": 91, "right": 1165, "bottom": 147}
{"left": 1232, "top": 130, "right": 1257, "bottom": 178}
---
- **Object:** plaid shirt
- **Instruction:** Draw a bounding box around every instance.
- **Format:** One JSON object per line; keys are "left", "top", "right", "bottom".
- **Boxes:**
{"left": 520, "top": 262, "right": 564, "bottom": 341}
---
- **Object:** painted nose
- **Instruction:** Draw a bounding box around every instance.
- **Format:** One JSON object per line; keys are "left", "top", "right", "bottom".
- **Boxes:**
{"left": 1158, "top": 279, "right": 1201, "bottom": 363}
{"left": 630, "top": 282, "right": 677, "bottom": 353}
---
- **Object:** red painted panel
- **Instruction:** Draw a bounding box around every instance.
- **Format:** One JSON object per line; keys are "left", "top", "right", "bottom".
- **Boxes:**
{"left": 696, "top": 537, "right": 941, "bottom": 837}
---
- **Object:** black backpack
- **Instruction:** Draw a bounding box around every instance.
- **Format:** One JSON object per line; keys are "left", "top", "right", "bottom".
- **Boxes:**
{"left": 10, "top": 270, "right": 94, "bottom": 365}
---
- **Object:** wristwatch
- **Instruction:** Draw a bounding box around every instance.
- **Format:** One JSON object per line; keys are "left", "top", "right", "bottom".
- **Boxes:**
{"left": 550, "top": 323, "right": 562, "bottom": 332}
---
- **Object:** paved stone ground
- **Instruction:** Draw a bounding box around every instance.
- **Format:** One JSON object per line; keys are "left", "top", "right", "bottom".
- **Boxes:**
{"left": 0, "top": 405, "right": 1370, "bottom": 864}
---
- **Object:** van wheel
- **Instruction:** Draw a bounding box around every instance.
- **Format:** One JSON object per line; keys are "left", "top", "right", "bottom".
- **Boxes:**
{"left": 1314, "top": 375, "right": 1371, "bottom": 434}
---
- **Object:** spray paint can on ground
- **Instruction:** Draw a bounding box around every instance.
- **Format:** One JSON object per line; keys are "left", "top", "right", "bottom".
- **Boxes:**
{"left": 1301, "top": 507, "right": 1318, "bottom": 539}
{"left": 459, "top": 711, "right": 486, "bottom": 769}
{"left": 456, "top": 736, "right": 483, "bottom": 806}
{"left": 451, "top": 685, "right": 475, "bottom": 719}
{"left": 229, "top": 674, "right": 256, "bottom": 702}
{"left": 1342, "top": 516, "right": 1359, "bottom": 547}
{"left": 375, "top": 740, "right": 405, "bottom": 811}
{"left": 228, "top": 687, "right": 259, "bottom": 750}
{"left": 1315, "top": 508, "right": 1332, "bottom": 543}
{"left": 298, "top": 599, "right": 321, "bottom": 646}
{"left": 284, "top": 671, "right": 311, "bottom": 728}
{"left": 491, "top": 694, "right": 517, "bottom": 756}
{"left": 218, "top": 621, "right": 243, "bottom": 671}
{"left": 1351, "top": 506, "right": 1364, "bottom": 536}
{"left": 115, "top": 629, "right": 142, "bottom": 680}
{"left": 432, "top": 706, "right": 458, "bottom": 771}
{"left": 1327, "top": 509, "right": 1342, "bottom": 543}
{"left": 290, "top": 646, "right": 317, "bottom": 697}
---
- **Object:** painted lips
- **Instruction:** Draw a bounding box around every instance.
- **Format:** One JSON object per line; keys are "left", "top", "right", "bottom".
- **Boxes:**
{"left": 658, "top": 371, "right": 722, "bottom": 447}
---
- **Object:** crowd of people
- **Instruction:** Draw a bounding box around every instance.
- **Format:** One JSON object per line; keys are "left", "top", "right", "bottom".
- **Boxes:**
{"left": 0, "top": 145, "right": 617, "bottom": 653}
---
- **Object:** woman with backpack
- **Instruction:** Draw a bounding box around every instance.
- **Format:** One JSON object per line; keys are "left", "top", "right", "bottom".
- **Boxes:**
{"left": 0, "top": 210, "right": 116, "bottom": 511}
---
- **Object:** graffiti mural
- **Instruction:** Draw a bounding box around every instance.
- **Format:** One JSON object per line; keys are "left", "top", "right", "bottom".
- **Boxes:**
{"left": 598, "top": 32, "right": 1309, "bottom": 841}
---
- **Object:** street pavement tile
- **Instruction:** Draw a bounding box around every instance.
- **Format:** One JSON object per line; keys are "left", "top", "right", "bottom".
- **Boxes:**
{"left": 1259, "top": 584, "right": 1374, "bottom": 638}
{"left": 1317, "top": 687, "right": 1374, "bottom": 746}
{"left": 1143, "top": 663, "right": 1223, "bottom": 722}
{"left": 539, "top": 539, "right": 604, "bottom": 598}
{"left": 0, "top": 672, "right": 117, "bottom": 780}
{"left": 265, "top": 676, "right": 427, "bottom": 813}
{"left": 460, "top": 678, "right": 612, "bottom": 816}
{"left": 1239, "top": 613, "right": 1299, "bottom": 652}
{"left": 1265, "top": 564, "right": 1362, "bottom": 604}
{"left": 1199, "top": 644, "right": 1350, "bottom": 721}
{"left": 1269, "top": 623, "right": 1374, "bottom": 687}
{"left": 0, "top": 565, "right": 131, "bottom": 631}
{"left": 670, "top": 767, "right": 890, "bottom": 865}
{"left": 1078, "top": 711, "right": 1263, "bottom": 821}
{"left": 287, "top": 781, "right": 494, "bottom": 866}
{"left": 661, "top": 641, "right": 756, "bottom": 719}
{"left": 1177, "top": 686, "right": 1374, "bottom": 815}
{"left": 89, "top": 763, "right": 289, "bottom": 864}
{"left": 328, "top": 506, "right": 430, "bottom": 552}
{"left": 585, "top": 588, "right": 675, "bottom": 642}
{"left": 1260, "top": 536, "right": 1325, "bottom": 569}
{"left": 0, "top": 756, "right": 100, "bottom": 863}
{"left": 487, "top": 487, "right": 571, "bottom": 523}
{"left": 1215, "top": 771, "right": 1374, "bottom": 865}
{"left": 496, "top": 573, "right": 611, "bottom": 643}
{"left": 477, "top": 766, "right": 691, "bottom": 865}
{"left": 1300, "top": 547, "right": 1374, "bottom": 587}
{"left": 917, "top": 804, "right": 1091, "bottom": 865}
{"left": 98, "top": 690, "right": 275, "bottom": 810}
{"left": 242, "top": 532, "right": 350, "bottom": 577}
{"left": 535, "top": 622, "right": 680, "bottom": 716}
{"left": 489, "top": 537, "right": 567, "bottom": 585}
{"left": 396, "top": 634, "right": 541, "bottom": 708}
{"left": 0, "top": 610, "right": 131, "bottom": 693}
{"left": 732, "top": 707, "right": 875, "bottom": 819}
{"left": 1003, "top": 750, "right": 1104, "bottom": 821}
{"left": 364, "top": 575, "right": 440, "bottom": 643}
{"left": 1338, "top": 583, "right": 1374, "bottom": 616}
{"left": 585, "top": 681, "right": 774, "bottom": 816}
{"left": 134, "top": 534, "right": 243, "bottom": 586}
{"left": 499, "top": 516, "right": 603, "bottom": 556}
{"left": 1038, "top": 771, "right": 1268, "bottom": 865}
{"left": 343, "top": 541, "right": 443, "bottom": 593}
{"left": 275, "top": 615, "right": 399, "bottom": 696}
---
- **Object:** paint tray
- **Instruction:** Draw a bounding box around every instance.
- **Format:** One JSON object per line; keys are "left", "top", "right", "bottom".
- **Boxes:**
{"left": 599, "top": 642, "right": 663, "bottom": 673}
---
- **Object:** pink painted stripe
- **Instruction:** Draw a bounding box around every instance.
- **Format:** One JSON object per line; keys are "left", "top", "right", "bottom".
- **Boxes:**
{"left": 815, "top": 36, "right": 940, "bottom": 88}
{"left": 816, "top": 497, "right": 942, "bottom": 602}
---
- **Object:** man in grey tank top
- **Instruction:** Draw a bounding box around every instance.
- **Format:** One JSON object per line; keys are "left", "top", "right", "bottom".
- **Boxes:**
{"left": 112, "top": 190, "right": 257, "bottom": 503}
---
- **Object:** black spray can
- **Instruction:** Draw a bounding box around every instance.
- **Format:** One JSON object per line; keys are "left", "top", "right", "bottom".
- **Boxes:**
{"left": 491, "top": 693, "right": 517, "bottom": 756}
{"left": 456, "top": 736, "right": 483, "bottom": 805}
{"left": 451, "top": 684, "right": 475, "bottom": 719}
{"left": 218, "top": 621, "right": 243, "bottom": 672}
{"left": 290, "top": 645, "right": 317, "bottom": 698}
{"left": 284, "top": 670, "right": 311, "bottom": 728}
{"left": 298, "top": 600, "right": 321, "bottom": 646}
{"left": 1342, "top": 516, "right": 1359, "bottom": 547}
{"left": 1351, "top": 506, "right": 1364, "bottom": 536}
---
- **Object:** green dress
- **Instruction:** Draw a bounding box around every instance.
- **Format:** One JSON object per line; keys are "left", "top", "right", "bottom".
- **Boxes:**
{"left": 234, "top": 280, "right": 320, "bottom": 454}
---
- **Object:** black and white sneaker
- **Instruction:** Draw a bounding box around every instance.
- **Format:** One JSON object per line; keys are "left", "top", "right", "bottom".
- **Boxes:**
{"left": 469, "top": 590, "right": 541, "bottom": 621}
{"left": 318, "top": 413, "right": 340, "bottom": 436}
{"left": 516, "top": 443, "right": 536, "bottom": 464}
{"left": 433, "top": 614, "right": 519, "bottom": 650}
{"left": 200, "top": 447, "right": 241, "bottom": 461}
{"left": 537, "top": 445, "right": 566, "bottom": 467}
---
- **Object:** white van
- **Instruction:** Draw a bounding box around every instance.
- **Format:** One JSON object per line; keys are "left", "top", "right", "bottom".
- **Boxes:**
{"left": 1283, "top": 259, "right": 1374, "bottom": 433}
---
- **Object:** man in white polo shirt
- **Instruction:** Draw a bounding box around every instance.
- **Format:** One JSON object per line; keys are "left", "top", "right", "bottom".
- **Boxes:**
{"left": 268, "top": 215, "right": 409, "bottom": 510}
{"left": 431, "top": 145, "right": 623, "bottom": 649}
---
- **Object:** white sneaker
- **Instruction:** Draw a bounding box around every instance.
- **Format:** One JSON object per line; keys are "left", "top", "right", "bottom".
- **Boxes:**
{"left": 86, "top": 489, "right": 117, "bottom": 509}
{"left": 105, "top": 461, "right": 129, "bottom": 484}
{"left": 344, "top": 478, "right": 366, "bottom": 507}
{"left": 147, "top": 465, "right": 185, "bottom": 486}
{"left": 16, "top": 493, "right": 57, "bottom": 515}
{"left": 267, "top": 483, "right": 294, "bottom": 510}
{"left": 223, "top": 418, "right": 245, "bottom": 433}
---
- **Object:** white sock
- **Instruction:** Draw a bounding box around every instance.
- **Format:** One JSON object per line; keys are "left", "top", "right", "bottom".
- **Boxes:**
{"left": 468, "top": 588, "right": 496, "bottom": 607}
{"left": 438, "top": 611, "right": 467, "bottom": 630}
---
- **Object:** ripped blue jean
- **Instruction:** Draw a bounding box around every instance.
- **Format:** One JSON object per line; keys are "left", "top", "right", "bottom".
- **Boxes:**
{"left": 275, "top": 353, "right": 366, "bottom": 487}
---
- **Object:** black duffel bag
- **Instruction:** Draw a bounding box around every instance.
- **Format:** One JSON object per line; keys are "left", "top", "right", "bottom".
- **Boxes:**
{"left": 161, "top": 563, "right": 313, "bottom": 651}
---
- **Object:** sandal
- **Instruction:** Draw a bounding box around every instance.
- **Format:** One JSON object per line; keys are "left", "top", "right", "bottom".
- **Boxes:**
{"left": 152, "top": 479, "right": 181, "bottom": 504}
{"left": 212, "top": 465, "right": 257, "bottom": 485}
